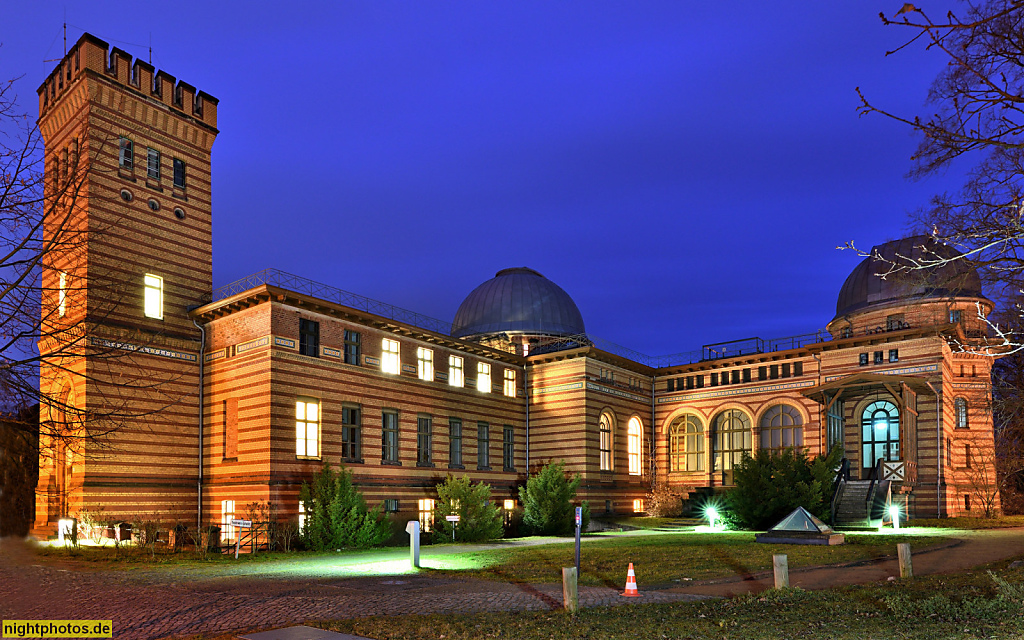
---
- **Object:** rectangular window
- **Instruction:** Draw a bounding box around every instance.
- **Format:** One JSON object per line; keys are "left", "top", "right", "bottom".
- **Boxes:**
{"left": 633, "top": 499, "right": 644, "bottom": 513}
{"left": 221, "top": 500, "right": 235, "bottom": 542}
{"left": 224, "top": 397, "right": 238, "bottom": 459}
{"left": 742, "top": 368, "right": 751, "bottom": 383}
{"left": 382, "top": 338, "right": 400, "bottom": 374}
{"left": 295, "top": 399, "right": 319, "bottom": 458}
{"left": 769, "top": 364, "right": 779, "bottom": 380}
{"left": 794, "top": 361, "right": 803, "bottom": 377}
{"left": 382, "top": 410, "right": 399, "bottom": 463}
{"left": 781, "top": 363, "right": 791, "bottom": 378}
{"left": 709, "top": 373, "right": 718, "bottom": 387}
{"left": 859, "top": 353, "right": 869, "bottom": 366}
{"left": 477, "top": 422, "right": 490, "bottom": 469}
{"left": 628, "top": 424, "right": 641, "bottom": 476}
{"left": 599, "top": 416, "right": 612, "bottom": 471}
{"left": 344, "top": 330, "right": 361, "bottom": 365}
{"left": 758, "top": 366, "right": 767, "bottom": 381}
{"left": 889, "top": 349, "right": 899, "bottom": 363}
{"left": 950, "top": 309, "right": 963, "bottom": 324}
{"left": 384, "top": 499, "right": 399, "bottom": 512}
{"left": 298, "top": 500, "right": 307, "bottom": 532}
{"left": 696, "top": 375, "right": 704, "bottom": 389}
{"left": 731, "top": 370, "right": 740, "bottom": 384}
{"left": 417, "top": 415, "right": 432, "bottom": 466}
{"left": 173, "top": 158, "right": 186, "bottom": 189}
{"left": 58, "top": 271, "right": 67, "bottom": 317}
{"left": 342, "top": 405, "right": 361, "bottom": 461}
{"left": 417, "top": 347, "right": 434, "bottom": 381}
{"left": 143, "top": 273, "right": 163, "bottom": 319}
{"left": 477, "top": 362, "right": 491, "bottom": 393}
{"left": 418, "top": 498, "right": 435, "bottom": 532}
{"left": 874, "top": 351, "right": 884, "bottom": 365}
{"left": 119, "top": 137, "right": 133, "bottom": 170}
{"left": 448, "top": 355, "right": 464, "bottom": 387}
{"left": 503, "top": 369, "right": 516, "bottom": 397}
{"left": 886, "top": 314, "right": 905, "bottom": 331}
{"left": 299, "top": 319, "right": 320, "bottom": 357}
{"left": 686, "top": 377, "right": 695, "bottom": 390}
{"left": 503, "top": 425, "right": 514, "bottom": 471}
{"left": 964, "top": 494, "right": 971, "bottom": 511}
{"left": 147, "top": 147, "right": 160, "bottom": 181}
{"left": 449, "top": 418, "right": 463, "bottom": 468}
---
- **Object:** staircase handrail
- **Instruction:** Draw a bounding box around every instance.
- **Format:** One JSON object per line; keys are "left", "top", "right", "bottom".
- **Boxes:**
{"left": 865, "top": 457, "right": 884, "bottom": 509}
{"left": 830, "top": 458, "right": 850, "bottom": 525}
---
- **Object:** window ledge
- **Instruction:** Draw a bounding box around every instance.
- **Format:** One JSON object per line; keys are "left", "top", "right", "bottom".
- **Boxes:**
{"left": 343, "top": 458, "right": 365, "bottom": 464}
{"left": 118, "top": 170, "right": 136, "bottom": 181}
{"left": 503, "top": 467, "right": 517, "bottom": 473}
{"left": 448, "top": 464, "right": 465, "bottom": 470}
{"left": 477, "top": 466, "right": 492, "bottom": 471}
{"left": 295, "top": 456, "right": 322, "bottom": 461}
{"left": 146, "top": 181, "right": 163, "bottom": 192}
{"left": 382, "top": 460, "right": 402, "bottom": 466}
{"left": 220, "top": 457, "right": 238, "bottom": 463}
{"left": 416, "top": 462, "right": 435, "bottom": 468}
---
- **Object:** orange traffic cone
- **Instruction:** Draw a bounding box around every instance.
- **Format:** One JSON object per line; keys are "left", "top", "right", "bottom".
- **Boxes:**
{"left": 621, "top": 562, "right": 640, "bottom": 597}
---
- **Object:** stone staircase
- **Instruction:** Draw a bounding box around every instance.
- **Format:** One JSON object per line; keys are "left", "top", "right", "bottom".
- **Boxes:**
{"left": 833, "top": 479, "right": 890, "bottom": 528}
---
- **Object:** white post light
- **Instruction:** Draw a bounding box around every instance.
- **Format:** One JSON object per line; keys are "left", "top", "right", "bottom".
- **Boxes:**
{"left": 889, "top": 504, "right": 901, "bottom": 531}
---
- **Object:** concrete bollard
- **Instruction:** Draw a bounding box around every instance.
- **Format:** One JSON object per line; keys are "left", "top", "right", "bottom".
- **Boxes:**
{"left": 405, "top": 520, "right": 420, "bottom": 568}
{"left": 773, "top": 554, "right": 789, "bottom": 589}
{"left": 897, "top": 543, "right": 913, "bottom": 578}
{"left": 562, "top": 567, "right": 579, "bottom": 612}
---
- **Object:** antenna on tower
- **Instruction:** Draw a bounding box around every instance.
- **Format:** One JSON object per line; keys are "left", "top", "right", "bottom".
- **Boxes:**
{"left": 149, "top": 32, "right": 152, "bottom": 65}
{"left": 63, "top": 9, "right": 67, "bottom": 56}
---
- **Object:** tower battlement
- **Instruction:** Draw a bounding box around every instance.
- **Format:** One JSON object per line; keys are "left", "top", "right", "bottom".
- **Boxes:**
{"left": 37, "top": 33, "right": 218, "bottom": 130}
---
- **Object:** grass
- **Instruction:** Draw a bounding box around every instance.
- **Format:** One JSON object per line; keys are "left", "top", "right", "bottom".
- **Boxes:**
{"left": 311, "top": 556, "right": 1024, "bottom": 640}
{"left": 597, "top": 516, "right": 698, "bottom": 530}
{"left": 424, "top": 530, "right": 952, "bottom": 587}
{"left": 909, "top": 515, "right": 1024, "bottom": 529}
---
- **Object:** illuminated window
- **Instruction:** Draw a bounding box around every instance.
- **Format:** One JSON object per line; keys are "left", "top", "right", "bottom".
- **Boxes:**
{"left": 381, "top": 338, "right": 400, "bottom": 374}
{"left": 299, "top": 319, "right": 319, "bottom": 357}
{"left": 955, "top": 398, "right": 969, "bottom": 429}
{"left": 221, "top": 500, "right": 235, "bottom": 542}
{"left": 633, "top": 499, "right": 644, "bottom": 513}
{"left": 417, "top": 347, "right": 434, "bottom": 381}
{"left": 418, "top": 498, "right": 435, "bottom": 532}
{"left": 503, "top": 369, "right": 516, "bottom": 397}
{"left": 417, "top": 415, "right": 432, "bottom": 466}
{"left": 147, "top": 147, "right": 161, "bottom": 181}
{"left": 118, "top": 137, "right": 133, "bottom": 170}
{"left": 449, "top": 355, "right": 464, "bottom": 387}
{"left": 344, "top": 330, "right": 361, "bottom": 365}
{"left": 382, "top": 410, "right": 399, "bottom": 463}
{"left": 298, "top": 500, "right": 307, "bottom": 532}
{"left": 759, "top": 405, "right": 804, "bottom": 451}
{"left": 950, "top": 309, "right": 962, "bottom": 324}
{"left": 173, "top": 158, "right": 186, "bottom": 189}
{"left": 599, "top": 414, "right": 613, "bottom": 471}
{"left": 503, "top": 499, "right": 516, "bottom": 510}
{"left": 477, "top": 422, "right": 490, "bottom": 469}
{"left": 627, "top": 417, "right": 643, "bottom": 476}
{"left": 862, "top": 400, "right": 899, "bottom": 467}
{"left": 295, "top": 399, "right": 319, "bottom": 458}
{"left": 669, "top": 415, "right": 704, "bottom": 472}
{"left": 58, "top": 271, "right": 67, "bottom": 317}
{"left": 503, "top": 498, "right": 516, "bottom": 526}
{"left": 384, "top": 499, "right": 399, "bottom": 512}
{"left": 143, "top": 274, "right": 163, "bottom": 319}
{"left": 502, "top": 425, "right": 514, "bottom": 471}
{"left": 342, "top": 405, "right": 360, "bottom": 461}
{"left": 477, "top": 362, "right": 491, "bottom": 393}
{"left": 449, "top": 418, "right": 463, "bottom": 467}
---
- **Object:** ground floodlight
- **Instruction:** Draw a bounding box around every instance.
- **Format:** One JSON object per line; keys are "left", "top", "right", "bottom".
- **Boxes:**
{"left": 705, "top": 506, "right": 719, "bottom": 529}
{"left": 889, "top": 504, "right": 901, "bottom": 530}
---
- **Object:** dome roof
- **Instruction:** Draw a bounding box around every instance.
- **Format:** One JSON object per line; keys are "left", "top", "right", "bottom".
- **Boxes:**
{"left": 452, "top": 267, "right": 585, "bottom": 339}
{"left": 835, "top": 235, "right": 986, "bottom": 318}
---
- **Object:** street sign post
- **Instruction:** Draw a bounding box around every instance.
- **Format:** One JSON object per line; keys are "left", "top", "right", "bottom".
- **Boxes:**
{"left": 230, "top": 519, "right": 252, "bottom": 559}
{"left": 446, "top": 514, "right": 460, "bottom": 541}
{"left": 574, "top": 506, "right": 582, "bottom": 576}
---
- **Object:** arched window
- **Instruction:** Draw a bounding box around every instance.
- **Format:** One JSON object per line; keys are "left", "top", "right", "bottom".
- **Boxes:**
{"left": 627, "top": 417, "right": 643, "bottom": 476}
{"left": 955, "top": 398, "right": 969, "bottom": 429}
{"left": 759, "top": 405, "right": 804, "bottom": 451}
{"left": 862, "top": 400, "right": 900, "bottom": 467}
{"left": 710, "top": 409, "right": 751, "bottom": 483}
{"left": 669, "top": 415, "right": 703, "bottom": 472}
{"left": 599, "top": 413, "right": 613, "bottom": 471}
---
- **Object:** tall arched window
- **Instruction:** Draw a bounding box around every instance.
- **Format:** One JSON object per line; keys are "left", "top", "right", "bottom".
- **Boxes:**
{"left": 862, "top": 400, "right": 900, "bottom": 468}
{"left": 599, "top": 413, "right": 613, "bottom": 471}
{"left": 955, "top": 398, "right": 969, "bottom": 429}
{"left": 710, "top": 409, "right": 751, "bottom": 484}
{"left": 759, "top": 405, "right": 804, "bottom": 451}
{"left": 627, "top": 417, "right": 643, "bottom": 476}
{"left": 669, "top": 415, "right": 703, "bottom": 472}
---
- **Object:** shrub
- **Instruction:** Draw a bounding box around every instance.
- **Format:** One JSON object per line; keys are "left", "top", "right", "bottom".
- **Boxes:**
{"left": 645, "top": 485, "right": 684, "bottom": 517}
{"left": 519, "top": 461, "right": 589, "bottom": 535}
{"left": 299, "top": 461, "right": 392, "bottom": 550}
{"left": 432, "top": 475, "right": 503, "bottom": 543}
{"left": 726, "top": 445, "right": 843, "bottom": 530}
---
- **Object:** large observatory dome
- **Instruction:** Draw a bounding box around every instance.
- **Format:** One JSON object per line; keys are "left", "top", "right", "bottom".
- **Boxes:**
{"left": 451, "top": 268, "right": 585, "bottom": 340}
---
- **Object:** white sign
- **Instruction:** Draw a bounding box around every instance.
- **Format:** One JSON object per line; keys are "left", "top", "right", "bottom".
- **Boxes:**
{"left": 445, "top": 515, "right": 461, "bottom": 522}
{"left": 230, "top": 519, "right": 252, "bottom": 528}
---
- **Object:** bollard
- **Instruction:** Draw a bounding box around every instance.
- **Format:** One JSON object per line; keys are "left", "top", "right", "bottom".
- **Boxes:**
{"left": 897, "top": 543, "right": 913, "bottom": 578}
{"left": 562, "top": 567, "right": 579, "bottom": 612}
{"left": 405, "top": 520, "right": 420, "bottom": 568}
{"left": 773, "top": 554, "right": 789, "bottom": 589}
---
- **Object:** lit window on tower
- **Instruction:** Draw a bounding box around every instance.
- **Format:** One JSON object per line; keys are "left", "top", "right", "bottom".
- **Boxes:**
{"left": 417, "top": 347, "right": 434, "bottom": 381}
{"left": 477, "top": 362, "right": 491, "bottom": 393}
{"left": 58, "top": 272, "right": 67, "bottom": 317}
{"left": 143, "top": 274, "right": 163, "bottom": 319}
{"left": 449, "top": 355, "right": 464, "bottom": 387}
{"left": 382, "top": 338, "right": 400, "bottom": 374}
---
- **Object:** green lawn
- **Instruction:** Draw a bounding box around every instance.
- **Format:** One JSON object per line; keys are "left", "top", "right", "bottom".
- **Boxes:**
{"left": 909, "top": 515, "right": 1024, "bottom": 529}
{"left": 424, "top": 531, "right": 952, "bottom": 587}
{"left": 316, "top": 557, "right": 1024, "bottom": 640}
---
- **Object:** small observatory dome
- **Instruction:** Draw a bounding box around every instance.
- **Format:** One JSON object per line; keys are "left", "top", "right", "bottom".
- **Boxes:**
{"left": 452, "top": 267, "right": 586, "bottom": 340}
{"left": 834, "top": 235, "right": 986, "bottom": 319}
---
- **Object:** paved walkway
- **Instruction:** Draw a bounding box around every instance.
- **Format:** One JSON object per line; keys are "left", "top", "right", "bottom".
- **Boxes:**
{"left": 1, "top": 528, "right": 1022, "bottom": 640}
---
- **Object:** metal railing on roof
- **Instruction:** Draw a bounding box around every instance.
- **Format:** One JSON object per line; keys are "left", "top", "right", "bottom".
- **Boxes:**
{"left": 212, "top": 268, "right": 454, "bottom": 336}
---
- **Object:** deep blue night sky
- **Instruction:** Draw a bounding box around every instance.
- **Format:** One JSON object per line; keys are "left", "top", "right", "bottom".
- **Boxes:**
{"left": 4, "top": 2, "right": 965, "bottom": 356}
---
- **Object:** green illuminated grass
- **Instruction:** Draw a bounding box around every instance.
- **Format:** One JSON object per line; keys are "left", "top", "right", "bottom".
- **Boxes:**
{"left": 316, "top": 557, "right": 1024, "bottom": 640}
{"left": 909, "top": 515, "right": 1024, "bottom": 530}
{"left": 423, "top": 530, "right": 952, "bottom": 587}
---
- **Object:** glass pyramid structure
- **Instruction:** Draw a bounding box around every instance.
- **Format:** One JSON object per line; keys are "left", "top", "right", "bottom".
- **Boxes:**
{"left": 768, "top": 507, "right": 834, "bottom": 534}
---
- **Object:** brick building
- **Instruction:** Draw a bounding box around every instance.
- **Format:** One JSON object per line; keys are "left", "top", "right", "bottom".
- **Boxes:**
{"left": 32, "top": 34, "right": 1000, "bottom": 537}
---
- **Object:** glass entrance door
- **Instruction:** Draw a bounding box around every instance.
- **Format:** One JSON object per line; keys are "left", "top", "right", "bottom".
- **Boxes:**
{"left": 711, "top": 409, "right": 751, "bottom": 485}
{"left": 861, "top": 400, "right": 900, "bottom": 475}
